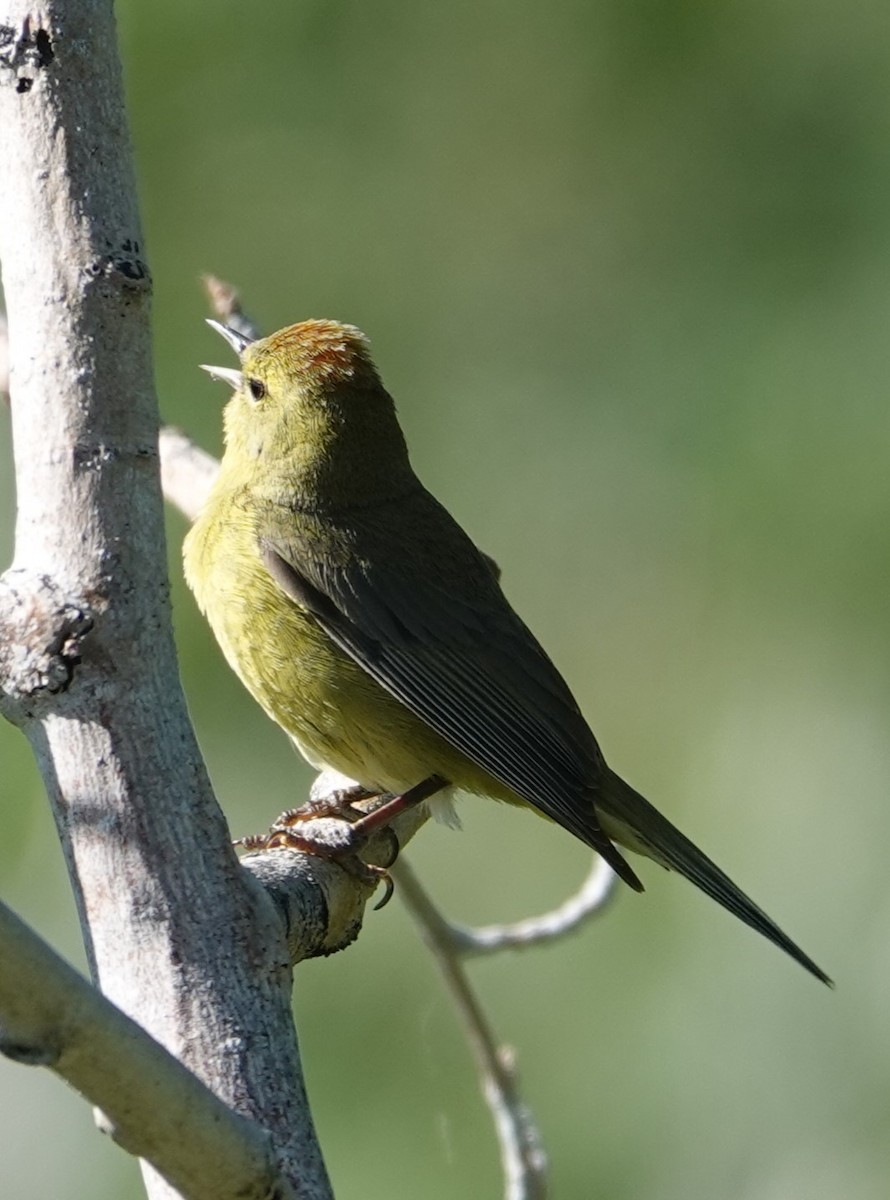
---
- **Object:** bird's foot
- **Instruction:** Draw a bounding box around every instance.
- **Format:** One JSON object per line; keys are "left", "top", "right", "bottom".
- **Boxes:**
{"left": 272, "top": 782, "right": 381, "bottom": 827}
{"left": 234, "top": 774, "right": 450, "bottom": 910}
{"left": 235, "top": 803, "right": 400, "bottom": 909}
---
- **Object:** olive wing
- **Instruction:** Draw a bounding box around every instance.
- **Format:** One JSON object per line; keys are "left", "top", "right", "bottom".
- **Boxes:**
{"left": 259, "top": 502, "right": 641, "bottom": 891}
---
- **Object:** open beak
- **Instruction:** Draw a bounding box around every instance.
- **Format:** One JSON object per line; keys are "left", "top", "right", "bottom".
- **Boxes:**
{"left": 200, "top": 318, "right": 256, "bottom": 388}
{"left": 199, "top": 363, "right": 243, "bottom": 389}
{"left": 206, "top": 319, "right": 255, "bottom": 355}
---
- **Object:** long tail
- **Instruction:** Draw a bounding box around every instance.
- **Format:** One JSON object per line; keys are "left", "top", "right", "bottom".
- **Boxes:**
{"left": 598, "top": 769, "right": 832, "bottom": 986}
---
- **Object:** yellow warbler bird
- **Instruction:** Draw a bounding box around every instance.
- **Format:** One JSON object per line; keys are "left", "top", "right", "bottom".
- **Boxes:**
{"left": 184, "top": 318, "right": 830, "bottom": 985}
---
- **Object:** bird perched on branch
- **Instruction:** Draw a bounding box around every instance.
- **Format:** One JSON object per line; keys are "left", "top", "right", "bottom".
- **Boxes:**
{"left": 184, "top": 317, "right": 830, "bottom": 985}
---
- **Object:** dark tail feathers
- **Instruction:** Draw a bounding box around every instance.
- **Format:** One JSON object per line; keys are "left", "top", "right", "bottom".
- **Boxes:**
{"left": 598, "top": 769, "right": 832, "bottom": 986}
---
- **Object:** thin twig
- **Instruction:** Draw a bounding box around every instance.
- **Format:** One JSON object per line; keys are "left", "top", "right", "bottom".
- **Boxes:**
{"left": 389, "top": 856, "right": 616, "bottom": 1198}
{"left": 447, "top": 855, "right": 618, "bottom": 955}
{"left": 202, "top": 274, "right": 262, "bottom": 342}
{"left": 392, "top": 859, "right": 550, "bottom": 1200}
{"left": 159, "top": 427, "right": 219, "bottom": 521}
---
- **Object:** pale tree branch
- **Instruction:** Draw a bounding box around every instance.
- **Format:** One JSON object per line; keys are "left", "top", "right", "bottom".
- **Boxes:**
{"left": 159, "top": 427, "right": 220, "bottom": 523}
{"left": 0, "top": 898, "right": 292, "bottom": 1200}
{"left": 0, "top": 312, "right": 8, "bottom": 403}
{"left": 0, "top": 4, "right": 380, "bottom": 1197}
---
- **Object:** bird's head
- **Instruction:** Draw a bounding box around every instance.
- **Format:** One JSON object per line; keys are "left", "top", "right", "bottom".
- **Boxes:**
{"left": 203, "top": 319, "right": 413, "bottom": 508}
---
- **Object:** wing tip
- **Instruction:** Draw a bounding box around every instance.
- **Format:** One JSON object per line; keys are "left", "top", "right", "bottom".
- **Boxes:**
{"left": 600, "top": 839, "right": 645, "bottom": 893}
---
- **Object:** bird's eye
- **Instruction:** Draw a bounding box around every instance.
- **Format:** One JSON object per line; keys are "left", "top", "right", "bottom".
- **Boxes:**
{"left": 247, "top": 378, "right": 266, "bottom": 402}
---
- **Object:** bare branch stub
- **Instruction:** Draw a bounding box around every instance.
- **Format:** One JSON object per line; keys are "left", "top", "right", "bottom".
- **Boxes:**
{"left": 0, "top": 572, "right": 95, "bottom": 715}
{"left": 234, "top": 779, "right": 432, "bottom": 961}
{"left": 202, "top": 273, "right": 262, "bottom": 343}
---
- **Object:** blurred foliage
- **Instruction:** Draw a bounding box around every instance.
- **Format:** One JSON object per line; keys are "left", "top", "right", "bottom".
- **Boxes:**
{"left": 1, "top": 0, "right": 889, "bottom": 1196}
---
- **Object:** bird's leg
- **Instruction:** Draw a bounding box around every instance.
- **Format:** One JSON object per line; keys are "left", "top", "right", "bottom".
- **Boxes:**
{"left": 267, "top": 773, "right": 444, "bottom": 838}
{"left": 346, "top": 773, "right": 450, "bottom": 839}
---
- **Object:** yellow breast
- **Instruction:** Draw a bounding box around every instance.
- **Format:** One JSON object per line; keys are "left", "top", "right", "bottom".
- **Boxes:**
{"left": 183, "top": 486, "right": 492, "bottom": 798}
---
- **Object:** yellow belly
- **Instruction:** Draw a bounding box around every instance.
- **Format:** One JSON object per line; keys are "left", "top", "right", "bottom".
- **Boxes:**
{"left": 183, "top": 494, "right": 512, "bottom": 803}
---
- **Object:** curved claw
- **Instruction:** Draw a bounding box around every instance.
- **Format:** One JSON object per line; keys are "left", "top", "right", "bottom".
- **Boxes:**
{"left": 372, "top": 871, "right": 395, "bottom": 910}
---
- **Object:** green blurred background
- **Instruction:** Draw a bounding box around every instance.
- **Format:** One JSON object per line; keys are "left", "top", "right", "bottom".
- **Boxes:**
{"left": 1, "top": 1, "right": 888, "bottom": 1196}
